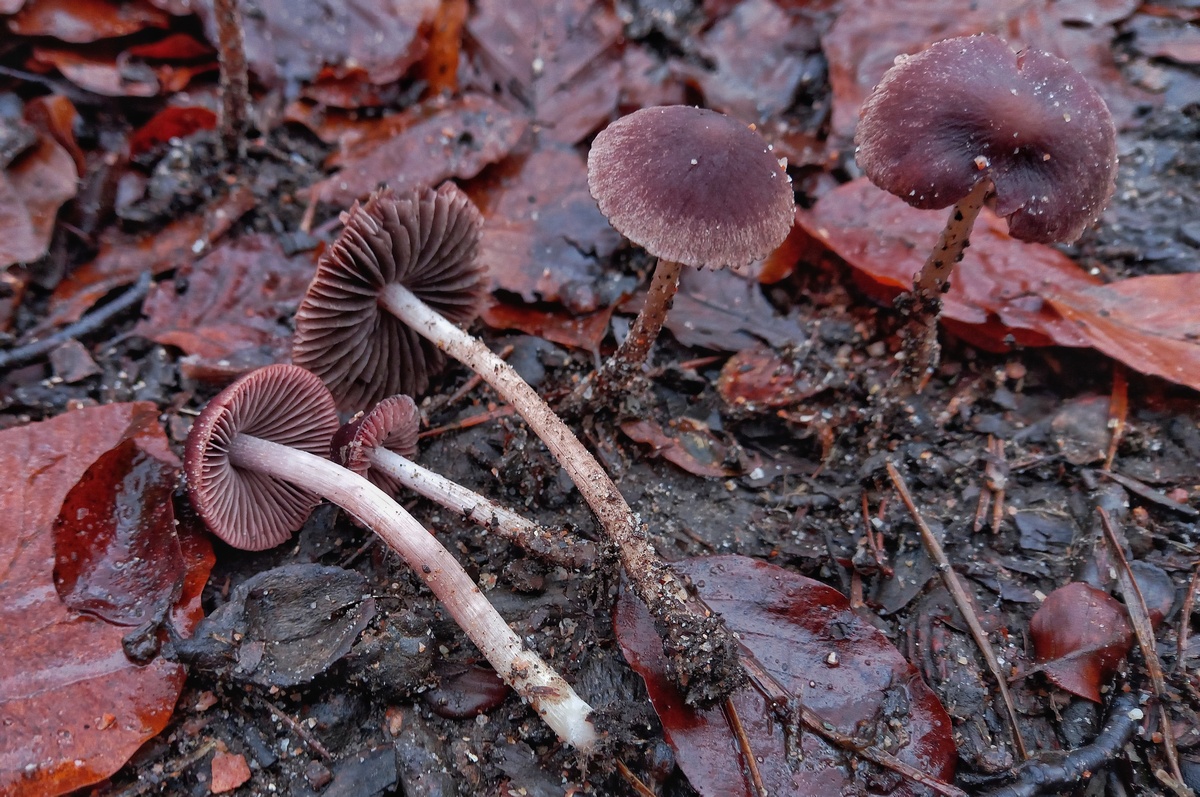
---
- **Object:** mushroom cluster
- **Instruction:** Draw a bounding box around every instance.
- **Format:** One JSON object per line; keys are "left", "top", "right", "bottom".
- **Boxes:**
{"left": 854, "top": 34, "right": 1117, "bottom": 383}
{"left": 185, "top": 364, "right": 599, "bottom": 752}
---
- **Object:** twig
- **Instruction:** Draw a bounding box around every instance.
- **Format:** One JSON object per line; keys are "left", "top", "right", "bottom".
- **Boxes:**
{"left": 887, "top": 461, "right": 1029, "bottom": 760}
{"left": 615, "top": 759, "right": 657, "bottom": 797}
{"left": 421, "top": 344, "right": 514, "bottom": 420}
{"left": 213, "top": 0, "right": 250, "bottom": 160}
{"left": 978, "top": 688, "right": 1141, "bottom": 797}
{"left": 256, "top": 692, "right": 333, "bottom": 761}
{"left": 0, "top": 271, "right": 151, "bottom": 372}
{"left": 722, "top": 697, "right": 767, "bottom": 797}
{"left": 1103, "top": 365, "right": 1128, "bottom": 472}
{"left": 1098, "top": 509, "right": 1188, "bottom": 790}
{"left": 417, "top": 405, "right": 514, "bottom": 440}
{"left": 108, "top": 738, "right": 219, "bottom": 797}
{"left": 1177, "top": 565, "right": 1200, "bottom": 674}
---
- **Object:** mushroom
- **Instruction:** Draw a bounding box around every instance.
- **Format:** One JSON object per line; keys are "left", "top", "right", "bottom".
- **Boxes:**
{"left": 332, "top": 394, "right": 596, "bottom": 569}
{"left": 854, "top": 33, "right": 1117, "bottom": 382}
{"left": 185, "top": 363, "right": 598, "bottom": 751}
{"left": 293, "top": 184, "right": 744, "bottom": 706}
{"left": 564, "top": 105, "right": 796, "bottom": 413}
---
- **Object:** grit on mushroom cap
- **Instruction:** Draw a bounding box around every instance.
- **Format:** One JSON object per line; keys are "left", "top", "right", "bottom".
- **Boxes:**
{"left": 587, "top": 106, "right": 795, "bottom": 268}
{"left": 293, "top": 184, "right": 487, "bottom": 411}
{"left": 185, "top": 364, "right": 340, "bottom": 550}
{"left": 854, "top": 33, "right": 1117, "bottom": 243}
{"left": 331, "top": 394, "right": 420, "bottom": 495}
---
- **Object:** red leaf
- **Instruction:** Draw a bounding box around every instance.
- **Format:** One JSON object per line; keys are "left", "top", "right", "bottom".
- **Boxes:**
{"left": 8, "top": 0, "right": 170, "bottom": 43}
{"left": 53, "top": 438, "right": 185, "bottom": 626}
{"left": 423, "top": 663, "right": 511, "bottom": 719}
{"left": 462, "top": 0, "right": 622, "bottom": 144}
{"left": 619, "top": 419, "right": 737, "bottom": 479}
{"left": 468, "top": 145, "right": 619, "bottom": 308}
{"left": 1047, "top": 274, "right": 1200, "bottom": 393}
{"left": 210, "top": 751, "right": 251, "bottom": 794}
{"left": 314, "top": 93, "right": 527, "bottom": 205}
{"left": 479, "top": 296, "right": 613, "bottom": 351}
{"left": 615, "top": 555, "right": 955, "bottom": 796}
{"left": 129, "top": 106, "right": 218, "bottom": 159}
{"left": 41, "top": 186, "right": 256, "bottom": 331}
{"left": 0, "top": 127, "right": 78, "bottom": 270}
{"left": 798, "top": 178, "right": 1101, "bottom": 350}
{"left": 133, "top": 234, "right": 315, "bottom": 370}
{"left": 717, "top": 345, "right": 827, "bottom": 411}
{"left": 1030, "top": 582, "right": 1133, "bottom": 702}
{"left": 0, "top": 403, "right": 214, "bottom": 795}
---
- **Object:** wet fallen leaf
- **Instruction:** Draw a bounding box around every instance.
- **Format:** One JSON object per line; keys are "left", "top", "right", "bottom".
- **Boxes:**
{"left": 24, "top": 95, "right": 85, "bottom": 177}
{"left": 314, "top": 93, "right": 527, "bottom": 205}
{"left": 8, "top": 0, "right": 170, "bottom": 42}
{"left": 134, "top": 234, "right": 315, "bottom": 371}
{"left": 53, "top": 438, "right": 185, "bottom": 626}
{"left": 423, "top": 662, "right": 510, "bottom": 719}
{"left": 175, "top": 564, "right": 376, "bottom": 688}
{"left": 210, "top": 751, "right": 251, "bottom": 794}
{"left": 663, "top": 267, "right": 808, "bottom": 352}
{"left": 717, "top": 344, "right": 826, "bottom": 412}
{"left": 1030, "top": 581, "right": 1133, "bottom": 702}
{"left": 462, "top": 0, "right": 622, "bottom": 144}
{"left": 29, "top": 44, "right": 161, "bottom": 97}
{"left": 620, "top": 418, "right": 737, "bottom": 478}
{"left": 479, "top": 296, "right": 613, "bottom": 351}
{"left": 416, "top": 0, "right": 468, "bottom": 94}
{"left": 615, "top": 555, "right": 955, "bottom": 796}
{"left": 0, "top": 402, "right": 213, "bottom": 796}
{"left": 192, "top": 0, "right": 437, "bottom": 89}
{"left": 41, "top": 186, "right": 255, "bottom": 331}
{"left": 129, "top": 106, "right": 218, "bottom": 159}
{"left": 0, "top": 123, "right": 78, "bottom": 269}
{"left": 469, "top": 145, "right": 620, "bottom": 309}
{"left": 798, "top": 178, "right": 1101, "bottom": 350}
{"left": 1047, "top": 274, "right": 1200, "bottom": 393}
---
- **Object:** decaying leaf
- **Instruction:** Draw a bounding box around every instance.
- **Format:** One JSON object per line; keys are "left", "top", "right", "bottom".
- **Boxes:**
{"left": 620, "top": 418, "right": 738, "bottom": 479}
{"left": 1030, "top": 581, "right": 1133, "bottom": 702}
{"left": 0, "top": 403, "right": 212, "bottom": 796}
{"left": 615, "top": 555, "right": 955, "bottom": 797}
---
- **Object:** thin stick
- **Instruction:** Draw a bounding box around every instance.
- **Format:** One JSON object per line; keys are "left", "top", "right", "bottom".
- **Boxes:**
{"left": 1103, "top": 365, "right": 1128, "bottom": 471}
{"left": 615, "top": 760, "right": 658, "bottom": 797}
{"left": 213, "top": 0, "right": 250, "bottom": 161}
{"left": 1177, "top": 565, "right": 1200, "bottom": 674}
{"left": 421, "top": 343, "right": 513, "bottom": 419}
{"left": 722, "top": 697, "right": 767, "bottom": 797}
{"left": 381, "top": 282, "right": 742, "bottom": 705}
{"left": 887, "top": 461, "right": 1029, "bottom": 760}
{"left": 0, "top": 271, "right": 151, "bottom": 371}
{"left": 417, "top": 405, "right": 514, "bottom": 440}
{"left": 560, "top": 257, "right": 684, "bottom": 416}
{"left": 1098, "top": 508, "right": 1185, "bottom": 786}
{"left": 257, "top": 693, "right": 332, "bottom": 760}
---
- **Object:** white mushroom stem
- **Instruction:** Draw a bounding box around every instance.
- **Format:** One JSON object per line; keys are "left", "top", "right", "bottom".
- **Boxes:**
{"left": 562, "top": 258, "right": 684, "bottom": 414}
{"left": 226, "top": 432, "right": 599, "bottom": 753}
{"left": 366, "top": 447, "right": 595, "bottom": 569}
{"left": 380, "top": 282, "right": 737, "bottom": 701}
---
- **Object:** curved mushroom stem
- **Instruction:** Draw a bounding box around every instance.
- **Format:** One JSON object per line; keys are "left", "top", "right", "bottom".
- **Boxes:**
{"left": 226, "top": 433, "right": 599, "bottom": 753}
{"left": 380, "top": 282, "right": 744, "bottom": 706}
{"left": 366, "top": 447, "right": 597, "bottom": 570}
{"left": 900, "top": 178, "right": 992, "bottom": 389}
{"left": 561, "top": 258, "right": 684, "bottom": 416}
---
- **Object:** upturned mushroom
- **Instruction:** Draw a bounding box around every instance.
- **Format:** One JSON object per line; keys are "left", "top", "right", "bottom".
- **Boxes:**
{"left": 563, "top": 105, "right": 796, "bottom": 414}
{"left": 854, "top": 33, "right": 1117, "bottom": 383}
{"left": 185, "top": 363, "right": 598, "bottom": 751}
{"left": 332, "top": 394, "right": 596, "bottom": 569}
{"left": 293, "top": 184, "right": 743, "bottom": 705}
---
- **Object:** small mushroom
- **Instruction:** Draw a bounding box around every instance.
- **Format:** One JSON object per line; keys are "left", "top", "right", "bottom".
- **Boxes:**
{"left": 565, "top": 105, "right": 795, "bottom": 413}
{"left": 854, "top": 33, "right": 1117, "bottom": 382}
{"left": 185, "top": 364, "right": 598, "bottom": 752}
{"left": 332, "top": 395, "right": 596, "bottom": 569}
{"left": 293, "top": 185, "right": 743, "bottom": 705}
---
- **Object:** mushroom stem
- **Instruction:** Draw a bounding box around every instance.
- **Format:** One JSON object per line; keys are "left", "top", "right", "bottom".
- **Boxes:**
{"left": 366, "top": 447, "right": 596, "bottom": 569}
{"left": 561, "top": 258, "right": 684, "bottom": 415}
{"left": 380, "top": 281, "right": 743, "bottom": 705}
{"left": 224, "top": 432, "right": 599, "bottom": 753}
{"left": 901, "top": 178, "right": 992, "bottom": 386}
